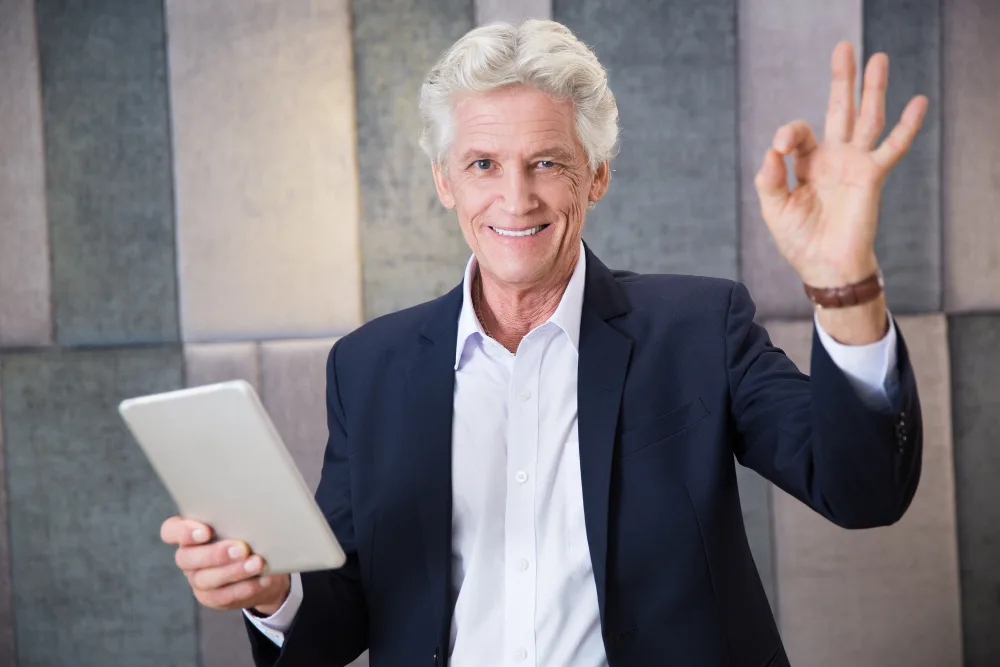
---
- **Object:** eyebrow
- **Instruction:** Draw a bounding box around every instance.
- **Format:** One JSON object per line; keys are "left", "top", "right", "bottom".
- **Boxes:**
{"left": 456, "top": 146, "right": 576, "bottom": 165}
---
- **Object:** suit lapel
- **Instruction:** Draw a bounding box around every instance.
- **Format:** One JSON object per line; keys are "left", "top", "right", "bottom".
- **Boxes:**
{"left": 405, "top": 285, "right": 463, "bottom": 636}
{"left": 577, "top": 247, "right": 632, "bottom": 623}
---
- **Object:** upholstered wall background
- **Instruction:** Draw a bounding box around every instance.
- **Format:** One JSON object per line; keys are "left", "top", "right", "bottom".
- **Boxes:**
{"left": 0, "top": 0, "right": 997, "bottom": 666}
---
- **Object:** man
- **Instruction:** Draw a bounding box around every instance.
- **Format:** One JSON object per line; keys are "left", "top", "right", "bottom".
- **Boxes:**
{"left": 161, "top": 19, "right": 926, "bottom": 667}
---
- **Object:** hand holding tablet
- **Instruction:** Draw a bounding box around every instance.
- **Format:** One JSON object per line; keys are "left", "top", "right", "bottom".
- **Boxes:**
{"left": 118, "top": 380, "right": 346, "bottom": 613}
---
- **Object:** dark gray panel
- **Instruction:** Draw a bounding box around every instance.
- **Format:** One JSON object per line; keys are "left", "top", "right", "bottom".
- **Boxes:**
{"left": 950, "top": 315, "right": 1000, "bottom": 666}
{"left": 942, "top": 0, "right": 1000, "bottom": 312}
{"left": 735, "top": 465, "right": 776, "bottom": 615}
{"left": 0, "top": 362, "right": 16, "bottom": 665}
{"left": 1, "top": 348, "right": 197, "bottom": 667}
{"left": 555, "top": 0, "right": 738, "bottom": 280}
{"left": 353, "top": 0, "right": 475, "bottom": 320}
{"left": 864, "top": 0, "right": 942, "bottom": 313}
{"left": 36, "top": 0, "right": 179, "bottom": 346}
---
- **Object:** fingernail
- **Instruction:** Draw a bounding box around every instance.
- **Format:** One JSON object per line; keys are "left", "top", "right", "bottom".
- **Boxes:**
{"left": 192, "top": 528, "right": 208, "bottom": 543}
{"left": 228, "top": 544, "right": 244, "bottom": 560}
{"left": 259, "top": 576, "right": 271, "bottom": 587}
{"left": 244, "top": 557, "right": 261, "bottom": 573}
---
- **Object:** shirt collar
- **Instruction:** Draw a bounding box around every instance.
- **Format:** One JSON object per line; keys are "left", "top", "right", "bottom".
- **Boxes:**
{"left": 454, "top": 241, "right": 587, "bottom": 370}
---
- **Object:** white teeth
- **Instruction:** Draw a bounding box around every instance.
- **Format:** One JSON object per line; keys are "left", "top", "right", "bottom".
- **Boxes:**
{"left": 492, "top": 225, "right": 545, "bottom": 237}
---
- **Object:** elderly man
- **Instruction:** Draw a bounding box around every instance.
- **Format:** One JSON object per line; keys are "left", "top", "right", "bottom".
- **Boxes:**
{"left": 161, "top": 19, "right": 926, "bottom": 667}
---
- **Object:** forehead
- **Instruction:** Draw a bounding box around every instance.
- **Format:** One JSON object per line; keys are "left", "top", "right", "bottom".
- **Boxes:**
{"left": 450, "top": 85, "right": 579, "bottom": 154}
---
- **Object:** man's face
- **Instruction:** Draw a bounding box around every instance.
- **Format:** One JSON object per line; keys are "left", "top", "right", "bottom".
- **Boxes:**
{"left": 433, "top": 85, "right": 608, "bottom": 290}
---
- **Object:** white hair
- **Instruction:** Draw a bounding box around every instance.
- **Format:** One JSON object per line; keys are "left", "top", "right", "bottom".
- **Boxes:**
{"left": 418, "top": 19, "right": 619, "bottom": 172}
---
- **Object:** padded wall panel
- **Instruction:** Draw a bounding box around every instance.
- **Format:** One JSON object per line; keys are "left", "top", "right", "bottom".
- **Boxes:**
{"left": 36, "top": 0, "right": 180, "bottom": 346}
{"left": 942, "top": 0, "right": 1000, "bottom": 312}
{"left": 949, "top": 315, "right": 1000, "bottom": 665}
{"left": 352, "top": 0, "right": 474, "bottom": 319}
{"left": 766, "top": 315, "right": 962, "bottom": 666}
{"left": 0, "top": 348, "right": 196, "bottom": 667}
{"left": 737, "top": 0, "right": 863, "bottom": 318}
{"left": 259, "top": 339, "right": 339, "bottom": 493}
{"left": 0, "top": 0, "right": 52, "bottom": 347}
{"left": 184, "top": 343, "right": 260, "bottom": 667}
{"left": 864, "top": 0, "right": 942, "bottom": 313}
{"left": 475, "top": 0, "right": 551, "bottom": 24}
{"left": 166, "top": 0, "right": 363, "bottom": 341}
{"left": 0, "top": 363, "right": 15, "bottom": 666}
{"left": 555, "top": 0, "right": 739, "bottom": 280}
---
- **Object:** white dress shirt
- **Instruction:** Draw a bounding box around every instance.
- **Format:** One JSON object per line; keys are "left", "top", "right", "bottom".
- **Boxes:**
{"left": 247, "top": 243, "right": 898, "bottom": 666}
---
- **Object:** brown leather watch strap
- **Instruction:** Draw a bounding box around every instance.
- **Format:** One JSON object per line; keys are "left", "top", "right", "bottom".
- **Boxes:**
{"left": 803, "top": 269, "right": 884, "bottom": 309}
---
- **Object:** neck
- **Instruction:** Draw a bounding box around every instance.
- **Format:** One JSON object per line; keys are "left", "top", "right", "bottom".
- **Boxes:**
{"left": 475, "top": 260, "right": 576, "bottom": 353}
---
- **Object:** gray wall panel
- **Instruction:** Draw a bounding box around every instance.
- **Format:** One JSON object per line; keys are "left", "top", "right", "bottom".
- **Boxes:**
{"left": 0, "top": 348, "right": 196, "bottom": 667}
{"left": 738, "top": 0, "right": 863, "bottom": 318}
{"left": 476, "top": 0, "right": 551, "bottom": 24}
{"left": 942, "top": 0, "right": 1000, "bottom": 312}
{"left": 353, "top": 0, "right": 475, "bottom": 319}
{"left": 864, "top": 0, "right": 942, "bottom": 313}
{"left": 166, "top": 0, "right": 363, "bottom": 342}
{"left": 0, "top": 0, "right": 52, "bottom": 347}
{"left": 36, "top": 0, "right": 179, "bottom": 346}
{"left": 949, "top": 315, "right": 1000, "bottom": 666}
{"left": 766, "top": 315, "right": 962, "bottom": 666}
{"left": 0, "top": 362, "right": 15, "bottom": 666}
{"left": 555, "top": 0, "right": 738, "bottom": 280}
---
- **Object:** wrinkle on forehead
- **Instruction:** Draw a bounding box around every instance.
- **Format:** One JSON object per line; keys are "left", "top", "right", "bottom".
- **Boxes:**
{"left": 450, "top": 86, "right": 583, "bottom": 161}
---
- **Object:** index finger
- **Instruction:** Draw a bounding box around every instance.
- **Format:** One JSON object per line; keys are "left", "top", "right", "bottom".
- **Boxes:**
{"left": 160, "top": 516, "right": 213, "bottom": 547}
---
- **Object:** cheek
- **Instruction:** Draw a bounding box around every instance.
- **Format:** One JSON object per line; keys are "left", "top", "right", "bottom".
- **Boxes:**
{"left": 451, "top": 178, "right": 495, "bottom": 222}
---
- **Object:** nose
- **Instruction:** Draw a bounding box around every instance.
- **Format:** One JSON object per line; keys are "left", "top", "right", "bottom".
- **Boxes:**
{"left": 498, "top": 166, "right": 538, "bottom": 217}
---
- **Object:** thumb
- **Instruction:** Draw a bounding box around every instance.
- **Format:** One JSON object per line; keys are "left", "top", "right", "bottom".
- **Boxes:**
{"left": 753, "top": 149, "right": 790, "bottom": 225}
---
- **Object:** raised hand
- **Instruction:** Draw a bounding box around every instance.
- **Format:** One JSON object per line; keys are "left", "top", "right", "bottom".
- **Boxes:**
{"left": 754, "top": 42, "right": 928, "bottom": 290}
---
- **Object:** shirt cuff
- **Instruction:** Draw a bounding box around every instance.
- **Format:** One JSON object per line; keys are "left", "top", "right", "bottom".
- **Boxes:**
{"left": 814, "top": 309, "right": 898, "bottom": 408}
{"left": 243, "top": 572, "right": 303, "bottom": 647}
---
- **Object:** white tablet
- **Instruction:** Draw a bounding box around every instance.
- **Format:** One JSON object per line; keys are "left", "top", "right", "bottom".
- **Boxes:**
{"left": 119, "top": 380, "right": 346, "bottom": 574}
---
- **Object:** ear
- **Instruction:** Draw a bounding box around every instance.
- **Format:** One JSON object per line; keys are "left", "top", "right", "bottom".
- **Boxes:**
{"left": 588, "top": 161, "right": 610, "bottom": 204}
{"left": 432, "top": 162, "right": 456, "bottom": 209}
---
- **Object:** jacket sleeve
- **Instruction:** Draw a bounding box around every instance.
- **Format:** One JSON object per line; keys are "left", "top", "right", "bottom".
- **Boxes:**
{"left": 726, "top": 281, "right": 923, "bottom": 528}
{"left": 246, "top": 339, "right": 369, "bottom": 666}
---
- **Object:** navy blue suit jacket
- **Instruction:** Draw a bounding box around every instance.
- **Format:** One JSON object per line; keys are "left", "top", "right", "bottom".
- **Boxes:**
{"left": 247, "top": 246, "right": 922, "bottom": 667}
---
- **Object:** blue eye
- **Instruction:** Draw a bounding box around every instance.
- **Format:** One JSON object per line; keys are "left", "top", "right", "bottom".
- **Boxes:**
{"left": 537, "top": 161, "right": 556, "bottom": 169}
{"left": 473, "top": 159, "right": 492, "bottom": 170}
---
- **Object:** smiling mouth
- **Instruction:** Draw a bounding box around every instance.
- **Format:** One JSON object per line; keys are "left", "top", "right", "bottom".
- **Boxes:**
{"left": 489, "top": 224, "right": 550, "bottom": 237}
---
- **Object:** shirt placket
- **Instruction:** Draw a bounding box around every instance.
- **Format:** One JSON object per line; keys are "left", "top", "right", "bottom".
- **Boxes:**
{"left": 503, "top": 334, "right": 541, "bottom": 666}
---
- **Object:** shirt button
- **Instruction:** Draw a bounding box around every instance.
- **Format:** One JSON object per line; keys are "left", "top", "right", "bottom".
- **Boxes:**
{"left": 515, "top": 470, "right": 528, "bottom": 484}
{"left": 517, "top": 387, "right": 531, "bottom": 402}
{"left": 514, "top": 647, "right": 527, "bottom": 661}
{"left": 516, "top": 558, "right": 529, "bottom": 572}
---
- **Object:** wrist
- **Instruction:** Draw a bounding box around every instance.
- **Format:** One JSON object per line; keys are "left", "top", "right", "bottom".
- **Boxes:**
{"left": 815, "top": 292, "right": 889, "bottom": 345}
{"left": 251, "top": 575, "right": 291, "bottom": 617}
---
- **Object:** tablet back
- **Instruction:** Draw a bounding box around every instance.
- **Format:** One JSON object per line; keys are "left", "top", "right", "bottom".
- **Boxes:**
{"left": 119, "top": 380, "right": 345, "bottom": 573}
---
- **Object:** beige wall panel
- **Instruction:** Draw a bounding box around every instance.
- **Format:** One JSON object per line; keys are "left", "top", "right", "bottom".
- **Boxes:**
{"left": 259, "top": 338, "right": 338, "bottom": 493}
{"left": 0, "top": 0, "right": 52, "bottom": 346}
{"left": 183, "top": 342, "right": 260, "bottom": 667}
{"left": 766, "top": 315, "right": 962, "bottom": 666}
{"left": 942, "top": 0, "right": 1000, "bottom": 311}
{"left": 738, "top": 0, "right": 862, "bottom": 318}
{"left": 166, "top": 0, "right": 362, "bottom": 342}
